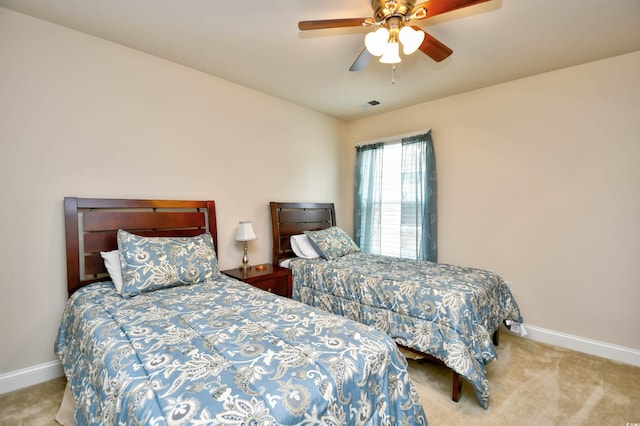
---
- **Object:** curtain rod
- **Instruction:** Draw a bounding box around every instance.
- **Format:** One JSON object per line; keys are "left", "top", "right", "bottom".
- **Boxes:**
{"left": 355, "top": 128, "right": 431, "bottom": 148}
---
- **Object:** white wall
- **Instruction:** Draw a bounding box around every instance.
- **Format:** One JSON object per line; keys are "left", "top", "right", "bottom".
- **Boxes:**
{"left": 343, "top": 51, "right": 640, "bottom": 353}
{"left": 0, "top": 8, "right": 344, "bottom": 379}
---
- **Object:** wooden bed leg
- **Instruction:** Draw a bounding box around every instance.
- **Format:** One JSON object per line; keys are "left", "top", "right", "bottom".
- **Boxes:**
{"left": 493, "top": 327, "right": 500, "bottom": 346}
{"left": 452, "top": 371, "right": 462, "bottom": 402}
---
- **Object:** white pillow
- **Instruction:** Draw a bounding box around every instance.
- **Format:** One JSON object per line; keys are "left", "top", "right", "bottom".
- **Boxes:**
{"left": 290, "top": 234, "right": 321, "bottom": 259}
{"left": 100, "top": 250, "right": 123, "bottom": 293}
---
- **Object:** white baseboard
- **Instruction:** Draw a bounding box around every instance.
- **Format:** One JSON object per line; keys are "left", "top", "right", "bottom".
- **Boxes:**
{"left": 2, "top": 327, "right": 638, "bottom": 395}
{"left": 0, "top": 361, "right": 64, "bottom": 395}
{"left": 514, "top": 324, "right": 640, "bottom": 367}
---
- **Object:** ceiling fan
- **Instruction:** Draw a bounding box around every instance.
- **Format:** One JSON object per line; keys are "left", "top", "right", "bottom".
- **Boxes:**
{"left": 298, "top": 0, "right": 491, "bottom": 71}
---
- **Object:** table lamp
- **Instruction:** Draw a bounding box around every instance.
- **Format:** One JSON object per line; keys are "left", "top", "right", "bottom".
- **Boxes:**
{"left": 235, "top": 221, "right": 256, "bottom": 271}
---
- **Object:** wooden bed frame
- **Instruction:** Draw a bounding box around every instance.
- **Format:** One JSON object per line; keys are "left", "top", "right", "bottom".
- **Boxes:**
{"left": 270, "top": 201, "right": 501, "bottom": 404}
{"left": 270, "top": 202, "right": 336, "bottom": 265}
{"left": 64, "top": 197, "right": 217, "bottom": 295}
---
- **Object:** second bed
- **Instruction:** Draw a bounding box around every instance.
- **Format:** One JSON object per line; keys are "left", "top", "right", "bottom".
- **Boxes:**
{"left": 270, "top": 201, "right": 523, "bottom": 409}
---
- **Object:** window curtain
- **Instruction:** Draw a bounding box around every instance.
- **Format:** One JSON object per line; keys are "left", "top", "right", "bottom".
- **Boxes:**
{"left": 353, "top": 142, "right": 384, "bottom": 254}
{"left": 353, "top": 131, "right": 437, "bottom": 262}
{"left": 401, "top": 131, "right": 438, "bottom": 261}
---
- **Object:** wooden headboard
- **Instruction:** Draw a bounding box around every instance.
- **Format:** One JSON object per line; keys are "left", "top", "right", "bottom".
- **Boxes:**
{"left": 64, "top": 197, "right": 217, "bottom": 295}
{"left": 269, "top": 202, "right": 336, "bottom": 265}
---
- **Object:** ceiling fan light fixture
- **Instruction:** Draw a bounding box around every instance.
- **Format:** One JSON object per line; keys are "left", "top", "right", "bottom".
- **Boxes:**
{"left": 379, "top": 41, "right": 401, "bottom": 64}
{"left": 365, "top": 27, "right": 389, "bottom": 56}
{"left": 299, "top": 0, "right": 489, "bottom": 71}
{"left": 399, "top": 26, "right": 425, "bottom": 55}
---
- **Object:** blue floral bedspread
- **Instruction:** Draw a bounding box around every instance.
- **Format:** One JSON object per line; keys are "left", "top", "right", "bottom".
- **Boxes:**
{"left": 289, "top": 253, "right": 523, "bottom": 409}
{"left": 55, "top": 275, "right": 427, "bottom": 425}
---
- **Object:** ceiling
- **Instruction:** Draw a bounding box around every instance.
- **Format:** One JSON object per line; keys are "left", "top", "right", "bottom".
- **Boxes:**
{"left": 2, "top": 0, "right": 639, "bottom": 121}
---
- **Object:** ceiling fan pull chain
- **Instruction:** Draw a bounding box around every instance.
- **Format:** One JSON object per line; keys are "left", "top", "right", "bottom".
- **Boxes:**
{"left": 391, "top": 64, "right": 396, "bottom": 85}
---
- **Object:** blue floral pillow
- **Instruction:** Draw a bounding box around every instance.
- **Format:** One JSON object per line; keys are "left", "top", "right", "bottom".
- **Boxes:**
{"left": 304, "top": 226, "right": 359, "bottom": 260}
{"left": 117, "top": 229, "right": 219, "bottom": 297}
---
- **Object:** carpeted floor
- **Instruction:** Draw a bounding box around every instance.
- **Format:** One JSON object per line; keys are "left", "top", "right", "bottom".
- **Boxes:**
{"left": 0, "top": 376, "right": 66, "bottom": 425}
{"left": 411, "top": 332, "right": 640, "bottom": 425}
{"left": 1, "top": 331, "right": 639, "bottom": 425}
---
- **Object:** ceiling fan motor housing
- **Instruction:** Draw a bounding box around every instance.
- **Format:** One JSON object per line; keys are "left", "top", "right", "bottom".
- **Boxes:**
{"left": 372, "top": 0, "right": 417, "bottom": 23}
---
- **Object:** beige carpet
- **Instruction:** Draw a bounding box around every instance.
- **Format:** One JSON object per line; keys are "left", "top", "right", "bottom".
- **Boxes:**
{"left": 1, "top": 332, "right": 639, "bottom": 425}
{"left": 410, "top": 332, "right": 640, "bottom": 425}
{"left": 0, "top": 376, "right": 66, "bottom": 425}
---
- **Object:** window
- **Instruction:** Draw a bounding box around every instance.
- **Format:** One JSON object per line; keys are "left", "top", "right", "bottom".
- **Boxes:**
{"left": 354, "top": 131, "right": 437, "bottom": 261}
{"left": 377, "top": 142, "right": 403, "bottom": 256}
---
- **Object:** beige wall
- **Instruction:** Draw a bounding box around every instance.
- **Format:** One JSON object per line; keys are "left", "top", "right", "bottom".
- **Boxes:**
{"left": 342, "top": 51, "right": 640, "bottom": 351}
{"left": 0, "top": 8, "right": 344, "bottom": 375}
{"left": 2, "top": 5, "right": 638, "bottom": 384}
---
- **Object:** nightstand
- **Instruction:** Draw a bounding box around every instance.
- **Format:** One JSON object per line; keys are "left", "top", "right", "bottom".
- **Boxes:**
{"left": 221, "top": 264, "right": 292, "bottom": 298}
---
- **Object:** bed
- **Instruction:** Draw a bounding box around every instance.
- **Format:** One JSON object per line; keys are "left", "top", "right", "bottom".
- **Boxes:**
{"left": 270, "top": 202, "right": 523, "bottom": 409}
{"left": 55, "top": 197, "right": 427, "bottom": 425}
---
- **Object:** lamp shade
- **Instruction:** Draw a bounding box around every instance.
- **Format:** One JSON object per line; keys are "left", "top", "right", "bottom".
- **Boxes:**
{"left": 235, "top": 221, "right": 256, "bottom": 241}
{"left": 379, "top": 42, "right": 401, "bottom": 64}
{"left": 365, "top": 27, "right": 389, "bottom": 57}
{"left": 399, "top": 26, "right": 425, "bottom": 55}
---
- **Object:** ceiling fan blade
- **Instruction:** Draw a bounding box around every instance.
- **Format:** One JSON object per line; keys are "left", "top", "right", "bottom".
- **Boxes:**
{"left": 298, "top": 18, "right": 370, "bottom": 31}
{"left": 412, "top": 26, "right": 453, "bottom": 62}
{"left": 413, "top": 0, "right": 491, "bottom": 19}
{"left": 349, "top": 48, "right": 373, "bottom": 72}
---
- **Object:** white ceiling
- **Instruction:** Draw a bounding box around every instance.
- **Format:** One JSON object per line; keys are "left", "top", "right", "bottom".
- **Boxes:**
{"left": 2, "top": 0, "right": 639, "bottom": 121}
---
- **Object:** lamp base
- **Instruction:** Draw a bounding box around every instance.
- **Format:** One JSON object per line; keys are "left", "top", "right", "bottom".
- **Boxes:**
{"left": 241, "top": 241, "right": 249, "bottom": 271}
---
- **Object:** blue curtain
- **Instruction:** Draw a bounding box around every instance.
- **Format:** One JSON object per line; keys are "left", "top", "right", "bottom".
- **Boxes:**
{"left": 353, "top": 142, "right": 384, "bottom": 253}
{"left": 402, "top": 131, "right": 437, "bottom": 261}
{"left": 353, "top": 131, "right": 437, "bottom": 262}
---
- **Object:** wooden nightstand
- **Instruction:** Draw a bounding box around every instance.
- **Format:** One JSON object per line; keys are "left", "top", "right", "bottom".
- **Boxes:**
{"left": 221, "top": 264, "right": 292, "bottom": 298}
